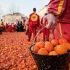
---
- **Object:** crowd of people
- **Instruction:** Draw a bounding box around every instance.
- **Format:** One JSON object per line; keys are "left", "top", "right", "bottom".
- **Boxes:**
{"left": 0, "top": 20, "right": 25, "bottom": 34}
{"left": 1, "top": 0, "right": 70, "bottom": 43}
{"left": 26, "top": 0, "right": 70, "bottom": 44}
{"left": 0, "top": 0, "right": 70, "bottom": 69}
{"left": 26, "top": 0, "right": 70, "bottom": 68}
{"left": 0, "top": 8, "right": 50, "bottom": 42}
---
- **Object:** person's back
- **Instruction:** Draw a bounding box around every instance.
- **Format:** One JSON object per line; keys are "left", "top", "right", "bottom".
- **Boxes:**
{"left": 27, "top": 8, "right": 40, "bottom": 41}
{"left": 29, "top": 12, "right": 40, "bottom": 27}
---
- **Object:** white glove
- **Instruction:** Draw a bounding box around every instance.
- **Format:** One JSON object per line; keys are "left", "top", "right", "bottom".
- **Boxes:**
{"left": 44, "top": 13, "right": 57, "bottom": 29}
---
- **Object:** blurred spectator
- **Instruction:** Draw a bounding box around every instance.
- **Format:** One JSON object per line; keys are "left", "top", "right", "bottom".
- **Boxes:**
{"left": 16, "top": 21, "right": 20, "bottom": 31}
{"left": 5, "top": 23, "right": 9, "bottom": 32}
{"left": 0, "top": 19, "right": 5, "bottom": 34}
{"left": 13, "top": 23, "right": 16, "bottom": 32}
{"left": 23, "top": 19, "right": 26, "bottom": 31}
{"left": 41, "top": 13, "right": 50, "bottom": 41}
{"left": 19, "top": 21, "right": 24, "bottom": 32}
{"left": 16, "top": 21, "right": 24, "bottom": 32}
{"left": 25, "top": 19, "right": 29, "bottom": 35}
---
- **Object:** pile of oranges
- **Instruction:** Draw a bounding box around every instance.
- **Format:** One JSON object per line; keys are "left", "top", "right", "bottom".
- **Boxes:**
{"left": 33, "top": 38, "right": 70, "bottom": 55}
{"left": 0, "top": 32, "right": 38, "bottom": 70}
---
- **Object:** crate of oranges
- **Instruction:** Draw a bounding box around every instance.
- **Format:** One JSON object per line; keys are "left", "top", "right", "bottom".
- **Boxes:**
{"left": 29, "top": 38, "right": 70, "bottom": 70}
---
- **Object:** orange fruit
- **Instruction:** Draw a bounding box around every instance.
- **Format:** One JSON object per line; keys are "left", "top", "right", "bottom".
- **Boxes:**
{"left": 51, "top": 39, "right": 58, "bottom": 46}
{"left": 35, "top": 41, "right": 45, "bottom": 48}
{"left": 62, "top": 43, "right": 70, "bottom": 50}
{"left": 59, "top": 38, "right": 68, "bottom": 44}
{"left": 38, "top": 48, "right": 48, "bottom": 55}
{"left": 33, "top": 45, "right": 40, "bottom": 53}
{"left": 54, "top": 45, "right": 67, "bottom": 55}
{"left": 49, "top": 51, "right": 58, "bottom": 56}
{"left": 45, "top": 41, "right": 53, "bottom": 52}
{"left": 33, "top": 41, "right": 45, "bottom": 53}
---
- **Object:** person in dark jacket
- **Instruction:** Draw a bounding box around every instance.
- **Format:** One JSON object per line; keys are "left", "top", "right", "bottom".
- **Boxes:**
{"left": 16, "top": 21, "right": 24, "bottom": 32}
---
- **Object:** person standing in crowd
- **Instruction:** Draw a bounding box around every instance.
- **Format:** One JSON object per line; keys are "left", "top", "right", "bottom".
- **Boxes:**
{"left": 44, "top": 0, "right": 70, "bottom": 69}
{"left": 0, "top": 19, "right": 5, "bottom": 34}
{"left": 19, "top": 21, "right": 24, "bottom": 32}
{"left": 13, "top": 23, "right": 16, "bottom": 32}
{"left": 11, "top": 23, "right": 15, "bottom": 32}
{"left": 16, "top": 21, "right": 20, "bottom": 32}
{"left": 25, "top": 18, "right": 29, "bottom": 35}
{"left": 6, "top": 23, "right": 9, "bottom": 32}
{"left": 8, "top": 23, "right": 12, "bottom": 32}
{"left": 41, "top": 13, "right": 50, "bottom": 41}
{"left": 27, "top": 8, "right": 40, "bottom": 41}
{"left": 16, "top": 21, "right": 24, "bottom": 32}
{"left": 23, "top": 19, "right": 26, "bottom": 31}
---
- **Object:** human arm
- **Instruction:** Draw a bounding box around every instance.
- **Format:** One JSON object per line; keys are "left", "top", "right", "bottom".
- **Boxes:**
{"left": 45, "top": 0, "right": 66, "bottom": 29}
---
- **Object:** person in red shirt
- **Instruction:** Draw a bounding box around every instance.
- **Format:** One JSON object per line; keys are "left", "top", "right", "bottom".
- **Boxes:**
{"left": 45, "top": 0, "right": 70, "bottom": 42}
{"left": 8, "top": 23, "right": 12, "bottom": 32}
{"left": 44, "top": 0, "right": 70, "bottom": 69}
{"left": 41, "top": 13, "right": 50, "bottom": 41}
{"left": 27, "top": 8, "right": 40, "bottom": 41}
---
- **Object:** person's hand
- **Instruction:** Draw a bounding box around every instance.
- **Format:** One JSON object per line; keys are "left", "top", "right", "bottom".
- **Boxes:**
{"left": 44, "top": 13, "right": 57, "bottom": 29}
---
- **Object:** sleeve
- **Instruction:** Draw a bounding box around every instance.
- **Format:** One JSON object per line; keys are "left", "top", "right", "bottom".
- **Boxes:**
{"left": 38, "top": 16, "right": 40, "bottom": 24}
{"left": 41, "top": 17, "right": 43, "bottom": 24}
{"left": 37, "top": 15, "right": 40, "bottom": 27}
{"left": 28, "top": 14, "right": 32, "bottom": 25}
{"left": 47, "top": 0, "right": 66, "bottom": 16}
{"left": 28, "top": 14, "right": 31, "bottom": 23}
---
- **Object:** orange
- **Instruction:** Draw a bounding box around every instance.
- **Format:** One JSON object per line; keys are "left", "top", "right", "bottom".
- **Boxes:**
{"left": 33, "top": 41, "right": 45, "bottom": 53}
{"left": 59, "top": 38, "right": 68, "bottom": 44}
{"left": 35, "top": 41, "right": 45, "bottom": 48}
{"left": 49, "top": 51, "right": 58, "bottom": 56}
{"left": 62, "top": 43, "right": 70, "bottom": 51}
{"left": 38, "top": 48, "right": 48, "bottom": 55}
{"left": 45, "top": 41, "right": 53, "bottom": 52}
{"left": 51, "top": 39, "right": 58, "bottom": 46}
{"left": 33, "top": 45, "right": 40, "bottom": 53}
{"left": 54, "top": 45, "right": 67, "bottom": 55}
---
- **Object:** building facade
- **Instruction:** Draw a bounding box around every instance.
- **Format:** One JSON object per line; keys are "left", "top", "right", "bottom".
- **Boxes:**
{"left": 2, "top": 13, "right": 27, "bottom": 25}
